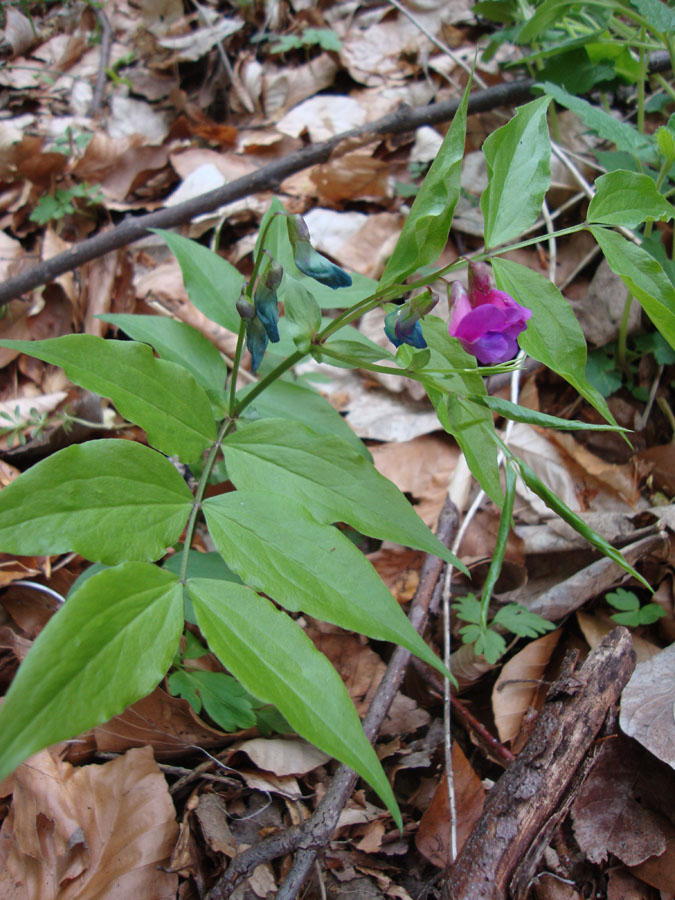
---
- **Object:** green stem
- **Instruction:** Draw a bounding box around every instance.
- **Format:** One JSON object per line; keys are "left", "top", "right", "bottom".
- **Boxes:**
{"left": 616, "top": 290, "right": 633, "bottom": 374}
{"left": 233, "top": 349, "right": 305, "bottom": 417}
{"left": 637, "top": 28, "right": 647, "bottom": 136}
{"left": 654, "top": 73, "right": 675, "bottom": 103}
{"left": 248, "top": 212, "right": 286, "bottom": 297}
{"left": 479, "top": 463, "right": 516, "bottom": 632}
{"left": 179, "top": 417, "right": 234, "bottom": 584}
{"left": 228, "top": 322, "right": 246, "bottom": 417}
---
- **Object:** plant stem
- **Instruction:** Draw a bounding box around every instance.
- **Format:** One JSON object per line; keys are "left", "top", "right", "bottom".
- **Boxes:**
{"left": 233, "top": 349, "right": 305, "bottom": 417}
{"left": 179, "top": 417, "right": 234, "bottom": 584}
{"left": 637, "top": 28, "right": 647, "bottom": 136}
{"left": 228, "top": 322, "right": 246, "bottom": 417}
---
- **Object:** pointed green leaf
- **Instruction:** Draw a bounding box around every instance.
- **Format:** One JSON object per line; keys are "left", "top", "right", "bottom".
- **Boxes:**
{"left": 588, "top": 170, "right": 675, "bottom": 228}
{"left": 472, "top": 395, "right": 628, "bottom": 431}
{"left": 480, "top": 96, "right": 552, "bottom": 248}
{"left": 188, "top": 578, "right": 401, "bottom": 825}
{"left": 491, "top": 258, "right": 618, "bottom": 425}
{"left": 203, "top": 491, "right": 452, "bottom": 680}
{"left": 0, "top": 439, "right": 193, "bottom": 564}
{"left": 0, "top": 335, "right": 217, "bottom": 461}
{"left": 539, "top": 82, "right": 651, "bottom": 156}
{"left": 236, "top": 378, "right": 371, "bottom": 460}
{"left": 0, "top": 563, "right": 183, "bottom": 780}
{"left": 516, "top": 459, "right": 651, "bottom": 590}
{"left": 379, "top": 74, "right": 472, "bottom": 286}
{"left": 98, "top": 314, "right": 228, "bottom": 397}
{"left": 224, "top": 418, "right": 466, "bottom": 571}
{"left": 421, "top": 316, "right": 502, "bottom": 504}
{"left": 590, "top": 226, "right": 675, "bottom": 350}
{"left": 153, "top": 229, "right": 244, "bottom": 332}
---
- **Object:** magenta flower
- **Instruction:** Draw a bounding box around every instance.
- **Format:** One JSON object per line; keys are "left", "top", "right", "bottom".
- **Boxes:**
{"left": 448, "top": 262, "right": 531, "bottom": 365}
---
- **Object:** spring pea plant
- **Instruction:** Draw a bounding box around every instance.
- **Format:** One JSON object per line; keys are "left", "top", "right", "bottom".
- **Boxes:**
{"left": 0, "top": 77, "right": 667, "bottom": 822}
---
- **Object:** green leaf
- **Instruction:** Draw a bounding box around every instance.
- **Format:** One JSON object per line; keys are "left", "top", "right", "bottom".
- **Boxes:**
{"left": 0, "top": 336, "right": 217, "bottom": 461}
{"left": 152, "top": 229, "right": 243, "bottom": 332}
{"left": 257, "top": 199, "right": 377, "bottom": 310}
{"left": 516, "top": 458, "right": 652, "bottom": 590}
{"left": 203, "top": 490, "right": 453, "bottom": 681}
{"left": 223, "top": 418, "right": 467, "bottom": 571}
{"left": 630, "top": 0, "right": 675, "bottom": 33}
{"left": 480, "top": 96, "right": 552, "bottom": 248}
{"left": 587, "top": 171, "right": 675, "bottom": 228}
{"left": 0, "top": 563, "right": 183, "bottom": 780}
{"left": 188, "top": 578, "right": 401, "bottom": 825}
{"left": 167, "top": 669, "right": 256, "bottom": 731}
{"left": 538, "top": 82, "right": 651, "bottom": 157}
{"left": 453, "top": 593, "right": 482, "bottom": 625}
{"left": 491, "top": 258, "right": 618, "bottom": 425}
{"left": 0, "top": 440, "right": 193, "bottom": 564}
{"left": 458, "top": 625, "right": 506, "bottom": 664}
{"left": 421, "top": 317, "right": 502, "bottom": 504}
{"left": 98, "top": 314, "right": 227, "bottom": 398}
{"left": 606, "top": 588, "right": 640, "bottom": 612}
{"left": 236, "top": 378, "right": 371, "bottom": 460}
{"left": 284, "top": 278, "right": 322, "bottom": 349}
{"left": 379, "top": 74, "right": 471, "bottom": 286}
{"left": 590, "top": 226, "right": 675, "bottom": 351}
{"left": 517, "top": 0, "right": 573, "bottom": 42}
{"left": 472, "top": 395, "right": 628, "bottom": 431}
{"left": 492, "top": 603, "right": 555, "bottom": 637}
{"left": 317, "top": 337, "right": 394, "bottom": 368}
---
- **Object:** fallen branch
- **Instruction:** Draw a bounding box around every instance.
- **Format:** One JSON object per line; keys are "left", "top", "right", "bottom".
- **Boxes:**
{"left": 204, "top": 498, "right": 460, "bottom": 900}
{"left": 448, "top": 627, "right": 636, "bottom": 900}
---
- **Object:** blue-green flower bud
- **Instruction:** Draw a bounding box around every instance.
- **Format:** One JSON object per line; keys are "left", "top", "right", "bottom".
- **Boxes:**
{"left": 236, "top": 290, "right": 256, "bottom": 320}
{"left": 384, "top": 290, "right": 438, "bottom": 349}
{"left": 287, "top": 214, "right": 352, "bottom": 289}
{"left": 254, "top": 258, "right": 283, "bottom": 343}
{"left": 244, "top": 315, "right": 268, "bottom": 374}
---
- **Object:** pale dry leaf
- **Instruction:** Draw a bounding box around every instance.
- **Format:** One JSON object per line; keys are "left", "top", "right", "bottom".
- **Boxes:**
{"left": 239, "top": 770, "right": 302, "bottom": 799}
{"left": 277, "top": 95, "right": 367, "bottom": 142}
{"left": 549, "top": 431, "right": 641, "bottom": 507}
{"left": 233, "top": 737, "right": 331, "bottom": 776}
{"left": 262, "top": 54, "right": 339, "bottom": 117}
{"left": 108, "top": 96, "right": 171, "bottom": 142}
{"left": 3, "top": 9, "right": 35, "bottom": 57}
{"left": 572, "top": 738, "right": 668, "bottom": 866}
{"left": 492, "top": 629, "right": 561, "bottom": 744}
{"left": 570, "top": 258, "right": 641, "bottom": 347}
{"left": 0, "top": 746, "right": 178, "bottom": 899}
{"left": 576, "top": 611, "right": 662, "bottom": 665}
{"left": 157, "top": 16, "right": 244, "bottom": 61}
{"left": 620, "top": 642, "right": 675, "bottom": 769}
{"left": 415, "top": 742, "right": 485, "bottom": 867}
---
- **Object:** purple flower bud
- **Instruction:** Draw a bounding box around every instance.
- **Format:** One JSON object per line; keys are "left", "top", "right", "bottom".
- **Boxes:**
{"left": 287, "top": 214, "right": 352, "bottom": 289}
{"left": 448, "top": 263, "right": 531, "bottom": 365}
{"left": 384, "top": 291, "right": 438, "bottom": 349}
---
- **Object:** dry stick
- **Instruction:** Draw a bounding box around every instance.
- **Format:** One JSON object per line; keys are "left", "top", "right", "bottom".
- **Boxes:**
{"left": 4, "top": 51, "right": 672, "bottom": 308}
{"left": 204, "top": 498, "right": 460, "bottom": 900}
{"left": 88, "top": 8, "right": 113, "bottom": 117}
{"left": 448, "top": 627, "right": 635, "bottom": 900}
{"left": 0, "top": 79, "right": 538, "bottom": 308}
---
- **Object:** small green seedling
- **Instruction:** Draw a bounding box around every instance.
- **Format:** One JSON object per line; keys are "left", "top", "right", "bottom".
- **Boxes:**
{"left": 606, "top": 588, "right": 665, "bottom": 627}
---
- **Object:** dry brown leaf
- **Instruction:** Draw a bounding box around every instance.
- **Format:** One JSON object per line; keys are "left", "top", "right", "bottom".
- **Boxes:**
{"left": 239, "top": 769, "right": 302, "bottom": 799}
{"left": 549, "top": 431, "right": 641, "bottom": 507}
{"left": 0, "top": 746, "right": 178, "bottom": 899}
{"left": 639, "top": 445, "right": 675, "bottom": 496}
{"left": 572, "top": 738, "right": 668, "bottom": 866}
{"left": 90, "top": 686, "right": 226, "bottom": 758}
{"left": 629, "top": 820, "right": 675, "bottom": 894}
{"left": 415, "top": 742, "right": 485, "bottom": 867}
{"left": 193, "top": 793, "right": 237, "bottom": 857}
{"left": 492, "top": 629, "right": 561, "bottom": 744}
{"left": 620, "top": 642, "right": 675, "bottom": 769}
{"left": 368, "top": 547, "right": 424, "bottom": 603}
{"left": 607, "top": 868, "right": 654, "bottom": 900}
{"left": 232, "top": 737, "right": 330, "bottom": 777}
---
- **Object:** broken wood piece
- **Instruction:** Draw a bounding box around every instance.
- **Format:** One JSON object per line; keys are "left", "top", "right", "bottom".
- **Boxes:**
{"left": 448, "top": 627, "right": 635, "bottom": 900}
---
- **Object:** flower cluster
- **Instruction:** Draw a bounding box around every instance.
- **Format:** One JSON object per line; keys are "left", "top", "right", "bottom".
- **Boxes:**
{"left": 237, "top": 214, "right": 353, "bottom": 372}
{"left": 448, "top": 261, "right": 531, "bottom": 365}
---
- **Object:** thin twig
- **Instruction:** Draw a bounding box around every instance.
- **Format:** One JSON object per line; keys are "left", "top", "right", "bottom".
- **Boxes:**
{"left": 386, "top": 0, "right": 489, "bottom": 90}
{"left": 88, "top": 8, "right": 113, "bottom": 116}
